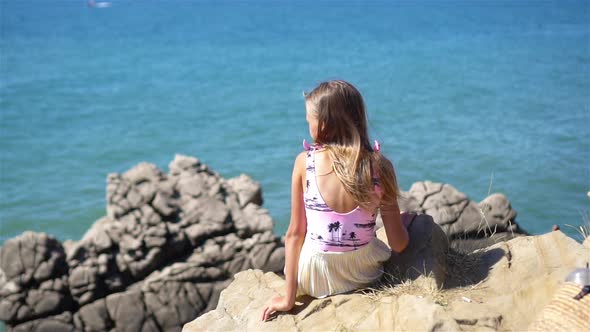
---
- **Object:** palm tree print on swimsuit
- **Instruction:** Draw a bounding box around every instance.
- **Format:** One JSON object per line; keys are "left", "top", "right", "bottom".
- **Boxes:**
{"left": 304, "top": 195, "right": 332, "bottom": 211}
{"left": 327, "top": 221, "right": 343, "bottom": 242}
{"left": 349, "top": 232, "right": 359, "bottom": 250}
{"left": 354, "top": 221, "right": 377, "bottom": 237}
{"left": 316, "top": 221, "right": 369, "bottom": 250}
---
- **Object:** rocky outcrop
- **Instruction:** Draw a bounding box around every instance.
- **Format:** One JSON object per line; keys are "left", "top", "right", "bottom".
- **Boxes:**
{"left": 394, "top": 181, "right": 527, "bottom": 251}
{"left": 0, "top": 154, "right": 284, "bottom": 331}
{"left": 184, "top": 230, "right": 590, "bottom": 332}
{"left": 378, "top": 214, "right": 449, "bottom": 288}
{"left": 0, "top": 232, "right": 72, "bottom": 325}
{"left": 1, "top": 153, "right": 571, "bottom": 331}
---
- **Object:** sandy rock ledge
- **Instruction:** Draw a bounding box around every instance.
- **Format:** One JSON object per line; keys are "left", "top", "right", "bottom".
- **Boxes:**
{"left": 184, "top": 230, "right": 589, "bottom": 332}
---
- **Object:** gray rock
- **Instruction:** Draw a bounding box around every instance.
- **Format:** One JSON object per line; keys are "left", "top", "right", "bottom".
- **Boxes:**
{"left": 378, "top": 214, "right": 449, "bottom": 288}
{"left": 74, "top": 299, "right": 111, "bottom": 332}
{"left": 226, "top": 174, "right": 263, "bottom": 207}
{"left": 0, "top": 232, "right": 72, "bottom": 324}
{"left": 404, "top": 181, "right": 526, "bottom": 242}
{"left": 8, "top": 311, "right": 75, "bottom": 332}
{"left": 105, "top": 290, "right": 155, "bottom": 332}
{"left": 0, "top": 154, "right": 296, "bottom": 331}
{"left": 169, "top": 154, "right": 202, "bottom": 176}
{"left": 232, "top": 203, "right": 274, "bottom": 238}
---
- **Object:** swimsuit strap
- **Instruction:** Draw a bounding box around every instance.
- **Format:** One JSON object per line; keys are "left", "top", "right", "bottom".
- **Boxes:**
{"left": 373, "top": 140, "right": 380, "bottom": 152}
{"left": 303, "top": 139, "right": 312, "bottom": 151}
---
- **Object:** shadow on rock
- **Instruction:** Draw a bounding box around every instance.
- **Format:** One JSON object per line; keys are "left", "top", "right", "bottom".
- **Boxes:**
{"left": 377, "top": 213, "right": 505, "bottom": 290}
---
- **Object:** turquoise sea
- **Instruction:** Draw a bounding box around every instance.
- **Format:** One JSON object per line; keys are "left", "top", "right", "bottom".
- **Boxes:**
{"left": 1, "top": 0, "right": 589, "bottom": 245}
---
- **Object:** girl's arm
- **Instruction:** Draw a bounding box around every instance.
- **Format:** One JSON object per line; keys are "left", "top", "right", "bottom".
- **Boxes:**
{"left": 380, "top": 197, "right": 409, "bottom": 253}
{"left": 261, "top": 152, "right": 307, "bottom": 321}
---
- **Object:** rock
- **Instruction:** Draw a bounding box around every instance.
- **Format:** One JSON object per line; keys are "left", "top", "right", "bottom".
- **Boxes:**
{"left": 2, "top": 154, "right": 565, "bottom": 331}
{"left": 448, "top": 301, "right": 503, "bottom": 331}
{"left": 74, "top": 299, "right": 111, "bottom": 332}
{"left": 226, "top": 174, "right": 263, "bottom": 207}
{"left": 184, "top": 231, "right": 589, "bottom": 332}
{"left": 169, "top": 154, "right": 205, "bottom": 176}
{"left": 106, "top": 290, "right": 158, "bottom": 332}
{"left": 183, "top": 269, "right": 462, "bottom": 332}
{"left": 394, "top": 294, "right": 461, "bottom": 331}
{"left": 450, "top": 231, "right": 522, "bottom": 252}
{"left": 404, "top": 181, "right": 527, "bottom": 249}
{"left": 1, "top": 154, "right": 284, "bottom": 331}
{"left": 232, "top": 203, "right": 274, "bottom": 238}
{"left": 377, "top": 213, "right": 449, "bottom": 288}
{"left": 0, "top": 232, "right": 72, "bottom": 325}
{"left": 397, "top": 191, "right": 421, "bottom": 213}
{"left": 467, "top": 231, "right": 589, "bottom": 331}
{"left": 8, "top": 311, "right": 75, "bottom": 332}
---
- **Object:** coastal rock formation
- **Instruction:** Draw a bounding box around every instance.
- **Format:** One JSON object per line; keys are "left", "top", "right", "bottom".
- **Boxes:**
{"left": 0, "top": 232, "right": 72, "bottom": 325}
{"left": 183, "top": 230, "right": 590, "bottom": 332}
{"left": 0, "top": 154, "right": 284, "bottom": 331}
{"left": 394, "top": 181, "right": 527, "bottom": 251}
{"left": 1, "top": 153, "right": 575, "bottom": 331}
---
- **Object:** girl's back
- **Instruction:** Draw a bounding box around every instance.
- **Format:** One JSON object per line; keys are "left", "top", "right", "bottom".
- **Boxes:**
{"left": 311, "top": 149, "right": 359, "bottom": 214}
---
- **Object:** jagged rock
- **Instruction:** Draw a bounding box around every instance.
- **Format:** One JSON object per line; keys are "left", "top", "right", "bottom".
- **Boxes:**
{"left": 397, "top": 191, "right": 421, "bottom": 213}
{"left": 0, "top": 232, "right": 72, "bottom": 325}
{"left": 1, "top": 154, "right": 285, "bottom": 331}
{"left": 74, "top": 298, "right": 111, "bottom": 332}
{"left": 169, "top": 154, "right": 210, "bottom": 177}
{"left": 8, "top": 311, "right": 76, "bottom": 332}
{"left": 0, "top": 155, "right": 542, "bottom": 331}
{"left": 106, "top": 290, "right": 159, "bottom": 332}
{"left": 226, "top": 174, "right": 263, "bottom": 207}
{"left": 183, "top": 231, "right": 589, "bottom": 332}
{"left": 403, "top": 181, "right": 526, "bottom": 250}
{"left": 232, "top": 203, "right": 274, "bottom": 238}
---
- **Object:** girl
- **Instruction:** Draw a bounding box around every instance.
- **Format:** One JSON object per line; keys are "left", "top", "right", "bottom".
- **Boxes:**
{"left": 261, "top": 80, "right": 410, "bottom": 321}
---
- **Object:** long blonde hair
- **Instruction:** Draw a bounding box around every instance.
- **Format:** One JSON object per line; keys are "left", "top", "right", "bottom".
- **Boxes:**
{"left": 304, "top": 80, "right": 400, "bottom": 209}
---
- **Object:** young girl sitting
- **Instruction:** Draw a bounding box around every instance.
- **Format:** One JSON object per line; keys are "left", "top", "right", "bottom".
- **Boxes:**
{"left": 261, "top": 80, "right": 410, "bottom": 321}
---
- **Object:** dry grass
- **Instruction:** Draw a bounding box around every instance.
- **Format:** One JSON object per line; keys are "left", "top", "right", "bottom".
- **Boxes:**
{"left": 565, "top": 209, "right": 590, "bottom": 242}
{"left": 361, "top": 246, "right": 489, "bottom": 309}
{"left": 475, "top": 171, "right": 499, "bottom": 238}
{"left": 361, "top": 271, "right": 449, "bottom": 306}
{"left": 565, "top": 192, "right": 590, "bottom": 242}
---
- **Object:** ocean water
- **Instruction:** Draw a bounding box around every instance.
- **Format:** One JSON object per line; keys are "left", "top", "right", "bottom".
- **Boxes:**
{"left": 1, "top": 0, "right": 589, "bottom": 246}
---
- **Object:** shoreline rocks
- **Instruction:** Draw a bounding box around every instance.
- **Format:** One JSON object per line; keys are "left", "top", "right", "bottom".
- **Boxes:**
{"left": 1, "top": 153, "right": 582, "bottom": 331}
{"left": 393, "top": 181, "right": 528, "bottom": 252}
{"left": 1, "top": 154, "right": 284, "bottom": 331}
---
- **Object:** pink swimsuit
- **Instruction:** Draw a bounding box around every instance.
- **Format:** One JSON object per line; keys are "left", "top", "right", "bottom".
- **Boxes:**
{"left": 303, "top": 140, "right": 382, "bottom": 253}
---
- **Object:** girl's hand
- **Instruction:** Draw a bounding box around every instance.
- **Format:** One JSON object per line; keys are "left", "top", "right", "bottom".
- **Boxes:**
{"left": 261, "top": 296, "right": 294, "bottom": 321}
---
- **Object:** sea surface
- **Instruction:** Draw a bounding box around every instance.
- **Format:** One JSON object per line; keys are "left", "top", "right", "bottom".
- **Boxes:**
{"left": 1, "top": 0, "right": 589, "bottom": 246}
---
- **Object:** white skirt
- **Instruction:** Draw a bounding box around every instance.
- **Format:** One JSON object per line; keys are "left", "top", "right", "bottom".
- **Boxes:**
{"left": 297, "top": 237, "right": 392, "bottom": 298}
